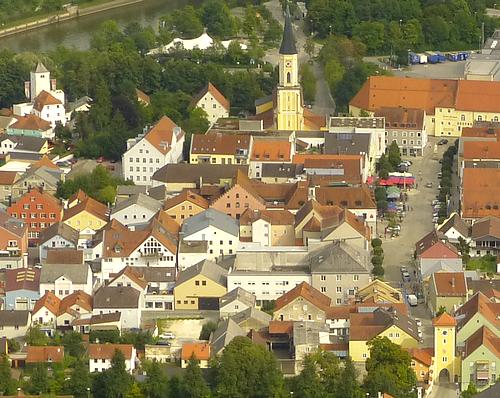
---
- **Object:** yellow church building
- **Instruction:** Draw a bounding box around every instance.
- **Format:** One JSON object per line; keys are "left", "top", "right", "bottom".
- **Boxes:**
{"left": 253, "top": 8, "right": 326, "bottom": 131}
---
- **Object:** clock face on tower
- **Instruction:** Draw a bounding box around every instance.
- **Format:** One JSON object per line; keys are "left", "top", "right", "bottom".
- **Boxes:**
{"left": 285, "top": 61, "right": 292, "bottom": 67}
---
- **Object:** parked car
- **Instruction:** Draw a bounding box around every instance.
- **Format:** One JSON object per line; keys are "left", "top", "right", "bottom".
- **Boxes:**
{"left": 432, "top": 200, "right": 440, "bottom": 206}
{"left": 437, "top": 172, "right": 442, "bottom": 178}
{"left": 159, "top": 332, "right": 176, "bottom": 339}
{"left": 438, "top": 139, "right": 448, "bottom": 145}
{"left": 432, "top": 216, "right": 439, "bottom": 223}
{"left": 407, "top": 294, "right": 418, "bottom": 306}
{"left": 433, "top": 204, "right": 441, "bottom": 210}
{"left": 156, "top": 340, "right": 171, "bottom": 346}
{"left": 402, "top": 272, "right": 411, "bottom": 282}
{"left": 401, "top": 266, "right": 408, "bottom": 274}
{"left": 425, "top": 182, "right": 433, "bottom": 188}
{"left": 415, "top": 319, "right": 422, "bottom": 327}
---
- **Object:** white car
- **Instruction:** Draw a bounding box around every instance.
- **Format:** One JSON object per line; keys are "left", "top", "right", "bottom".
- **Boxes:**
{"left": 159, "top": 332, "right": 175, "bottom": 339}
{"left": 432, "top": 216, "right": 439, "bottom": 224}
{"left": 415, "top": 319, "right": 422, "bottom": 327}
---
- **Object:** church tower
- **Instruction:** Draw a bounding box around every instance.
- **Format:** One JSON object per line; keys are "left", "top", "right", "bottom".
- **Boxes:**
{"left": 29, "top": 63, "right": 51, "bottom": 101}
{"left": 275, "top": 6, "right": 304, "bottom": 131}
{"left": 432, "top": 312, "right": 457, "bottom": 384}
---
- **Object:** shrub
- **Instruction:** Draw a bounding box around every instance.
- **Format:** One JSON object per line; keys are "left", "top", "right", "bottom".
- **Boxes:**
{"left": 371, "top": 238, "right": 382, "bottom": 248}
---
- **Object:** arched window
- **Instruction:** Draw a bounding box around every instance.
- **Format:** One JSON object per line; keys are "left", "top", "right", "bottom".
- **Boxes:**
{"left": 287, "top": 72, "right": 291, "bottom": 84}
{"left": 494, "top": 116, "right": 499, "bottom": 122}
{"left": 461, "top": 114, "right": 465, "bottom": 121}
{"left": 477, "top": 115, "right": 483, "bottom": 121}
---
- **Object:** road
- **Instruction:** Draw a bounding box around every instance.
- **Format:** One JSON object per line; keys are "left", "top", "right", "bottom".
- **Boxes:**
{"left": 263, "top": 0, "right": 335, "bottom": 115}
{"left": 486, "top": 7, "right": 500, "bottom": 17}
{"left": 428, "top": 383, "right": 460, "bottom": 398}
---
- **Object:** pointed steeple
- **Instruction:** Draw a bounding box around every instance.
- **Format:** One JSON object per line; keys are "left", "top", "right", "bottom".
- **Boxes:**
{"left": 35, "top": 62, "right": 49, "bottom": 73}
{"left": 279, "top": 5, "right": 297, "bottom": 55}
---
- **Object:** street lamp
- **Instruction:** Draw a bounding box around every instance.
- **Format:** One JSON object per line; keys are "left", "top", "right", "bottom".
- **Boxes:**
{"left": 87, "top": 387, "right": 90, "bottom": 398}
{"left": 399, "top": 19, "right": 403, "bottom": 27}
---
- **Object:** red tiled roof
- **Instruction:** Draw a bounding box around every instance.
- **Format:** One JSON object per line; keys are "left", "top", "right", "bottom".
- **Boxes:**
{"left": 62, "top": 196, "right": 108, "bottom": 222}
{"left": 163, "top": 189, "right": 209, "bottom": 211}
{"left": 275, "top": 282, "right": 331, "bottom": 311}
{"left": 32, "top": 291, "right": 60, "bottom": 315}
{"left": 464, "top": 326, "right": 500, "bottom": 358}
{"left": 10, "top": 114, "right": 51, "bottom": 132}
{"left": 33, "top": 90, "right": 62, "bottom": 112}
{"left": 462, "top": 168, "right": 500, "bottom": 219}
{"left": 454, "top": 291, "right": 500, "bottom": 330}
{"left": 0, "top": 171, "right": 18, "bottom": 185}
{"left": 144, "top": 116, "right": 184, "bottom": 155}
{"left": 26, "top": 346, "right": 64, "bottom": 363}
{"left": 407, "top": 347, "right": 433, "bottom": 367}
{"left": 88, "top": 344, "right": 134, "bottom": 359}
{"left": 192, "top": 82, "right": 230, "bottom": 111}
{"left": 463, "top": 141, "right": 500, "bottom": 160}
{"left": 251, "top": 139, "right": 291, "bottom": 162}
{"left": 432, "top": 272, "right": 467, "bottom": 296}
{"left": 268, "top": 320, "right": 293, "bottom": 335}
{"left": 191, "top": 133, "right": 250, "bottom": 155}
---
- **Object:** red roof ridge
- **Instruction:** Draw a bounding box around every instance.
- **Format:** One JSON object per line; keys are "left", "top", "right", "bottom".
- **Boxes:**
{"left": 432, "top": 312, "right": 456, "bottom": 327}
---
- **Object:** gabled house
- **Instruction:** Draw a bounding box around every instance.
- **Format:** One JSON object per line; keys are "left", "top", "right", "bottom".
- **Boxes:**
{"left": 273, "top": 282, "right": 331, "bottom": 322}
{"left": 294, "top": 199, "right": 370, "bottom": 249}
{"left": 108, "top": 266, "right": 148, "bottom": 293}
{"left": 407, "top": 347, "right": 434, "bottom": 385}
{"left": 0, "top": 310, "right": 31, "bottom": 338}
{"left": 230, "top": 307, "right": 271, "bottom": 332}
{"left": 415, "top": 230, "right": 463, "bottom": 280}
{"left": 38, "top": 221, "right": 79, "bottom": 263}
{"left": 428, "top": 272, "right": 468, "bottom": 315}
{"left": 62, "top": 196, "right": 109, "bottom": 240}
{"left": 7, "top": 114, "right": 54, "bottom": 140}
{"left": 0, "top": 135, "right": 48, "bottom": 156}
{"left": 26, "top": 346, "right": 64, "bottom": 364}
{"left": 249, "top": 139, "right": 294, "bottom": 179}
{"left": 239, "top": 208, "right": 295, "bottom": 247}
{"left": 39, "top": 263, "right": 93, "bottom": 299}
{"left": 100, "top": 218, "right": 178, "bottom": 282}
{"left": 162, "top": 189, "right": 208, "bottom": 224}
{"left": 93, "top": 286, "right": 143, "bottom": 329}
{"left": 11, "top": 166, "right": 63, "bottom": 199}
{"left": 356, "top": 279, "right": 403, "bottom": 304}
{"left": 0, "top": 210, "right": 28, "bottom": 268}
{"left": 4, "top": 268, "right": 40, "bottom": 310}
{"left": 181, "top": 342, "right": 211, "bottom": 368}
{"left": 8, "top": 188, "right": 62, "bottom": 243}
{"left": 349, "top": 307, "right": 420, "bottom": 362}
{"left": 72, "top": 312, "right": 121, "bottom": 335}
{"left": 0, "top": 171, "right": 19, "bottom": 202}
{"left": 31, "top": 291, "right": 61, "bottom": 335}
{"left": 180, "top": 208, "right": 239, "bottom": 262}
{"left": 123, "top": 116, "right": 185, "bottom": 186}
{"left": 110, "top": 193, "right": 161, "bottom": 227}
{"left": 115, "top": 185, "right": 147, "bottom": 204}
{"left": 470, "top": 216, "right": 500, "bottom": 256}
{"left": 461, "top": 326, "right": 500, "bottom": 392}
{"left": 32, "top": 89, "right": 66, "bottom": 128}
{"left": 454, "top": 292, "right": 500, "bottom": 345}
{"left": 219, "top": 287, "right": 256, "bottom": 318}
{"left": 191, "top": 82, "right": 230, "bottom": 125}
{"left": 88, "top": 344, "right": 136, "bottom": 373}
{"left": 437, "top": 213, "right": 470, "bottom": 244}
{"left": 174, "top": 259, "right": 228, "bottom": 310}
{"left": 190, "top": 133, "right": 251, "bottom": 165}
{"left": 209, "top": 318, "right": 246, "bottom": 357}
{"left": 45, "top": 248, "right": 83, "bottom": 265}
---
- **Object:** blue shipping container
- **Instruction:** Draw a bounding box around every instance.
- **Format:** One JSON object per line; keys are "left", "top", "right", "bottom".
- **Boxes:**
{"left": 408, "top": 52, "right": 420, "bottom": 64}
{"left": 425, "top": 51, "right": 439, "bottom": 63}
{"left": 436, "top": 52, "right": 447, "bottom": 62}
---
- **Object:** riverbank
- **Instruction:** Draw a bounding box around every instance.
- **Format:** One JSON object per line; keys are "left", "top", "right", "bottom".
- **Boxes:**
{"left": 0, "top": 0, "right": 145, "bottom": 39}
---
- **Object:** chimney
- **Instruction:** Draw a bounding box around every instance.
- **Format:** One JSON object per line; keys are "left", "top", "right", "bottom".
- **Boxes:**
{"left": 24, "top": 81, "right": 30, "bottom": 100}
{"left": 51, "top": 79, "right": 57, "bottom": 91}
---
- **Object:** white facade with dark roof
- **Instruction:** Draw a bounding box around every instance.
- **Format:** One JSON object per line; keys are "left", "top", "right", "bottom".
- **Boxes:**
{"left": 180, "top": 208, "right": 239, "bottom": 261}
{"left": 38, "top": 222, "right": 79, "bottom": 263}
{"left": 93, "top": 286, "right": 143, "bottom": 329}
{"left": 122, "top": 116, "right": 185, "bottom": 186}
{"left": 110, "top": 193, "right": 161, "bottom": 227}
{"left": 39, "top": 263, "right": 93, "bottom": 299}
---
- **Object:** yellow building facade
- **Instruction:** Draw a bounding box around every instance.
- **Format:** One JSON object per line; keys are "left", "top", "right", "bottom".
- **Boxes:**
{"left": 433, "top": 312, "right": 460, "bottom": 384}
{"left": 63, "top": 210, "right": 106, "bottom": 232}
{"left": 174, "top": 273, "right": 227, "bottom": 310}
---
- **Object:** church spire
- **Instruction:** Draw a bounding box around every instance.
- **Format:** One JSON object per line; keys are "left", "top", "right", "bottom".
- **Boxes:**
{"left": 279, "top": 5, "right": 297, "bottom": 55}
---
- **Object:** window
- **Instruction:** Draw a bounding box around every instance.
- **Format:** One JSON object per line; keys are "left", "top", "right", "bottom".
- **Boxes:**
{"left": 442, "top": 356, "right": 448, "bottom": 362}
{"left": 202, "top": 281, "right": 206, "bottom": 286}
{"left": 195, "top": 281, "right": 199, "bottom": 286}
{"left": 320, "top": 275, "right": 326, "bottom": 281}
{"left": 362, "top": 353, "right": 367, "bottom": 358}
{"left": 336, "top": 298, "right": 342, "bottom": 304}
{"left": 320, "top": 287, "right": 326, "bottom": 293}
{"left": 477, "top": 115, "right": 483, "bottom": 121}
{"left": 286, "top": 72, "right": 291, "bottom": 83}
{"left": 353, "top": 275, "right": 359, "bottom": 281}
{"left": 336, "top": 287, "right": 342, "bottom": 293}
{"left": 336, "top": 275, "right": 341, "bottom": 281}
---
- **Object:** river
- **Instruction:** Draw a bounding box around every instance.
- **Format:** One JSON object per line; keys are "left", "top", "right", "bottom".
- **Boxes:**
{"left": 0, "top": 0, "right": 195, "bottom": 53}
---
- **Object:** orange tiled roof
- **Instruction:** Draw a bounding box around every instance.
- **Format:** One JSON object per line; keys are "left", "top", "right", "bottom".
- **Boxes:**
{"left": 462, "top": 168, "right": 500, "bottom": 219}
{"left": 181, "top": 342, "right": 210, "bottom": 361}
{"left": 59, "top": 290, "right": 93, "bottom": 315}
{"left": 109, "top": 266, "right": 148, "bottom": 290}
{"left": 454, "top": 291, "right": 500, "bottom": 330}
{"left": 10, "top": 114, "right": 51, "bottom": 131}
{"left": 145, "top": 116, "right": 184, "bottom": 155}
{"left": 0, "top": 171, "right": 18, "bottom": 185}
{"left": 32, "top": 291, "right": 60, "bottom": 315}
{"left": 191, "top": 133, "right": 250, "bottom": 156}
{"left": 192, "top": 82, "right": 230, "bottom": 111}
{"left": 251, "top": 139, "right": 291, "bottom": 162}
{"left": 163, "top": 189, "right": 209, "bottom": 211}
{"left": 461, "top": 126, "right": 500, "bottom": 139}
{"left": 464, "top": 326, "right": 500, "bottom": 358}
{"left": 31, "top": 155, "right": 60, "bottom": 171}
{"left": 135, "top": 88, "right": 150, "bottom": 105}
{"left": 432, "top": 312, "right": 456, "bottom": 327}
{"left": 407, "top": 347, "right": 433, "bottom": 367}
{"left": 463, "top": 141, "right": 500, "bottom": 160}
{"left": 26, "top": 346, "right": 64, "bottom": 363}
{"left": 275, "top": 282, "right": 331, "bottom": 311}
{"left": 88, "top": 343, "right": 134, "bottom": 359}
{"left": 268, "top": 320, "right": 293, "bottom": 335}
{"left": 432, "top": 272, "right": 467, "bottom": 296}
{"left": 62, "top": 196, "right": 108, "bottom": 222}
{"left": 239, "top": 208, "right": 295, "bottom": 226}
{"left": 33, "top": 90, "right": 62, "bottom": 112}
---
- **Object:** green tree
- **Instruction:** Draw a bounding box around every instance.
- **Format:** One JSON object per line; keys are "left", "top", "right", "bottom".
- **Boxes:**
{"left": 378, "top": 153, "right": 392, "bottom": 178}
{"left": 353, "top": 21, "right": 386, "bottom": 54}
{"left": 93, "top": 350, "right": 133, "bottom": 398}
{"left": 461, "top": 382, "right": 477, "bottom": 398}
{"left": 212, "top": 336, "right": 285, "bottom": 398}
{"left": 25, "top": 325, "right": 49, "bottom": 346}
{"left": 201, "top": 0, "right": 237, "bottom": 38}
{"left": 179, "top": 357, "right": 210, "bottom": 398}
{"left": 7, "top": 339, "right": 20, "bottom": 353}
{"left": 364, "top": 337, "right": 417, "bottom": 398}
{"left": 387, "top": 141, "right": 401, "bottom": 169}
{"left": 289, "top": 355, "right": 326, "bottom": 398}
{"left": 436, "top": 306, "right": 447, "bottom": 316}
{"left": 324, "top": 59, "right": 345, "bottom": 94}
{"left": 0, "top": 354, "right": 16, "bottom": 395}
{"left": 142, "top": 361, "right": 169, "bottom": 398}
{"left": 126, "top": 383, "right": 144, "bottom": 398}
{"left": 199, "top": 321, "right": 218, "bottom": 340}
{"left": 300, "top": 63, "right": 316, "bottom": 104}
{"left": 371, "top": 255, "right": 383, "bottom": 267}
{"left": 66, "top": 360, "right": 92, "bottom": 398}
{"left": 161, "top": 6, "right": 204, "bottom": 39}
{"left": 27, "top": 363, "right": 50, "bottom": 394}
{"left": 371, "top": 238, "right": 382, "bottom": 248}
{"left": 372, "top": 264, "right": 385, "bottom": 278}
{"left": 336, "top": 356, "right": 363, "bottom": 398}
{"left": 61, "top": 331, "right": 85, "bottom": 358}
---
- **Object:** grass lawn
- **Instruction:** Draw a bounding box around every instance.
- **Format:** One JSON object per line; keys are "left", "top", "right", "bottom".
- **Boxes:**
{"left": 466, "top": 255, "right": 497, "bottom": 273}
